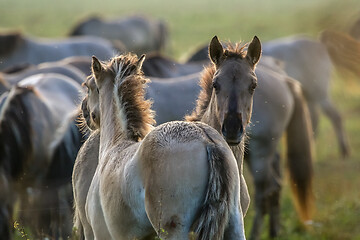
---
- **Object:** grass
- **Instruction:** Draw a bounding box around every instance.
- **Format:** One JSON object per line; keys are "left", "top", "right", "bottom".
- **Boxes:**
{"left": 1, "top": 0, "right": 360, "bottom": 239}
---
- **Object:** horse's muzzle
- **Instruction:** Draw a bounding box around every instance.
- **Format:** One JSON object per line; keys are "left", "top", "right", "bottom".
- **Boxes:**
{"left": 222, "top": 113, "right": 244, "bottom": 146}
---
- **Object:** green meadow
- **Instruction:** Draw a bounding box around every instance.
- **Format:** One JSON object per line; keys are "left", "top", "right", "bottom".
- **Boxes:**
{"left": 1, "top": 0, "right": 359, "bottom": 239}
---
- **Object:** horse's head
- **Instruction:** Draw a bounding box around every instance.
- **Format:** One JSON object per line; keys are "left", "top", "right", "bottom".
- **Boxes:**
{"left": 91, "top": 54, "right": 155, "bottom": 140}
{"left": 208, "top": 36, "right": 261, "bottom": 145}
{"left": 0, "top": 32, "right": 23, "bottom": 57}
{"left": 82, "top": 76, "right": 100, "bottom": 130}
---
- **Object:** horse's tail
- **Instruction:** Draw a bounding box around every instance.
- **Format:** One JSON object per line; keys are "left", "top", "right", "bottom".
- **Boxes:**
{"left": 285, "top": 77, "right": 315, "bottom": 222}
{"left": 319, "top": 29, "right": 360, "bottom": 77}
{"left": 191, "top": 143, "right": 232, "bottom": 240}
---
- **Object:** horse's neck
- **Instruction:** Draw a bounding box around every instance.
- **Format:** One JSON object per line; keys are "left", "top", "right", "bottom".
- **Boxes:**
{"left": 230, "top": 144, "right": 245, "bottom": 173}
{"left": 200, "top": 98, "right": 221, "bottom": 132}
{"left": 200, "top": 98, "right": 245, "bottom": 170}
{"left": 98, "top": 81, "right": 128, "bottom": 153}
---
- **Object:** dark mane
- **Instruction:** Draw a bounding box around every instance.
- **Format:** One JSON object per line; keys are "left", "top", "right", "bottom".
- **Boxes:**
{"left": 0, "top": 31, "right": 24, "bottom": 57}
{"left": 142, "top": 53, "right": 176, "bottom": 77}
{"left": 0, "top": 86, "right": 33, "bottom": 179}
{"left": 186, "top": 42, "right": 247, "bottom": 122}
{"left": 109, "top": 54, "right": 156, "bottom": 141}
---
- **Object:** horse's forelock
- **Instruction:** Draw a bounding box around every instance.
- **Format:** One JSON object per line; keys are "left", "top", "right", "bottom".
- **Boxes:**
{"left": 223, "top": 42, "right": 247, "bottom": 59}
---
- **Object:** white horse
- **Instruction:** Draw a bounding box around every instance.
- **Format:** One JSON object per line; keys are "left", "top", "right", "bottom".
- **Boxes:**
{"left": 81, "top": 53, "right": 246, "bottom": 239}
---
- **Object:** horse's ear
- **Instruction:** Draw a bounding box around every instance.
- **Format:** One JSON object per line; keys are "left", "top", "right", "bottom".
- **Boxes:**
{"left": 246, "top": 36, "right": 262, "bottom": 67}
{"left": 136, "top": 54, "right": 146, "bottom": 72}
{"left": 209, "top": 36, "right": 224, "bottom": 65}
{"left": 91, "top": 56, "right": 102, "bottom": 76}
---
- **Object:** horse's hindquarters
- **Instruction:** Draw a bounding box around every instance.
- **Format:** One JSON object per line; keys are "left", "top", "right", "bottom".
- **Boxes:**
{"left": 140, "top": 138, "right": 209, "bottom": 239}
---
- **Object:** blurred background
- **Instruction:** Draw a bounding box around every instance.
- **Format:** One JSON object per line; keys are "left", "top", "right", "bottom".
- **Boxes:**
{"left": 1, "top": 0, "right": 359, "bottom": 239}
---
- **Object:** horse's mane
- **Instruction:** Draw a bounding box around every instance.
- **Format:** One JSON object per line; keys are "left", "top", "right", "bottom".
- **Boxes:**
{"left": 0, "top": 86, "right": 33, "bottom": 179}
{"left": 107, "top": 54, "right": 156, "bottom": 141}
{"left": 142, "top": 53, "right": 176, "bottom": 76}
{"left": 320, "top": 30, "right": 360, "bottom": 77}
{"left": 0, "top": 31, "right": 24, "bottom": 57}
{"left": 186, "top": 42, "right": 247, "bottom": 122}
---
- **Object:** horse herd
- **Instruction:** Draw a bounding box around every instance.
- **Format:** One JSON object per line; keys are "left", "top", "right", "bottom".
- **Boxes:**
{"left": 0, "top": 15, "right": 359, "bottom": 240}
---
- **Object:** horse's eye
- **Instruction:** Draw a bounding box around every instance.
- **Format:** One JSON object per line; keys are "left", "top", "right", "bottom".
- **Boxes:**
{"left": 249, "top": 82, "right": 257, "bottom": 94}
{"left": 213, "top": 81, "right": 220, "bottom": 93}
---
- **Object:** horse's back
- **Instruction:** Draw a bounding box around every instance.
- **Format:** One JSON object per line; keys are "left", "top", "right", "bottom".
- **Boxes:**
{"left": 263, "top": 35, "right": 332, "bottom": 101}
{"left": 147, "top": 73, "right": 201, "bottom": 124}
{"left": 18, "top": 73, "right": 82, "bottom": 120}
{"left": 6, "top": 63, "right": 85, "bottom": 86}
{"left": 0, "top": 35, "right": 115, "bottom": 70}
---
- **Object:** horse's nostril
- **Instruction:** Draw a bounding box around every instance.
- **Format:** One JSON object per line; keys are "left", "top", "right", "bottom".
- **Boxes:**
{"left": 91, "top": 112, "right": 96, "bottom": 120}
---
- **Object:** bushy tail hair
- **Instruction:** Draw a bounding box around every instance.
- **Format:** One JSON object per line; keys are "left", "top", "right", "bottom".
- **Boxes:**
{"left": 285, "top": 78, "right": 315, "bottom": 222}
{"left": 191, "top": 144, "right": 232, "bottom": 240}
{"left": 320, "top": 30, "right": 360, "bottom": 77}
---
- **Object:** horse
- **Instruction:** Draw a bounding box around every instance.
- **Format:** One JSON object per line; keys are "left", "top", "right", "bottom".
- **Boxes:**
{"left": 0, "top": 73, "right": 84, "bottom": 238}
{"left": 0, "top": 31, "right": 116, "bottom": 71}
{"left": 78, "top": 53, "right": 246, "bottom": 240}
{"left": 187, "top": 35, "right": 349, "bottom": 158}
{"left": 262, "top": 35, "right": 350, "bottom": 158}
{"left": 69, "top": 15, "right": 168, "bottom": 54}
{"left": 184, "top": 36, "right": 314, "bottom": 240}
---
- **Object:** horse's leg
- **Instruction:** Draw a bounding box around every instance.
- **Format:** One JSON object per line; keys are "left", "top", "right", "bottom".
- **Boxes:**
{"left": 240, "top": 174, "right": 250, "bottom": 216}
{"left": 224, "top": 194, "right": 246, "bottom": 240}
{"left": 306, "top": 101, "right": 319, "bottom": 136}
{"left": 246, "top": 139, "right": 277, "bottom": 240}
{"left": 320, "top": 98, "right": 350, "bottom": 158}
{"left": 269, "top": 152, "right": 282, "bottom": 238}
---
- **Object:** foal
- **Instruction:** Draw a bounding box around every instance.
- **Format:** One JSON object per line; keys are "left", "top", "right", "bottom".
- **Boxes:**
{"left": 84, "top": 53, "right": 245, "bottom": 239}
